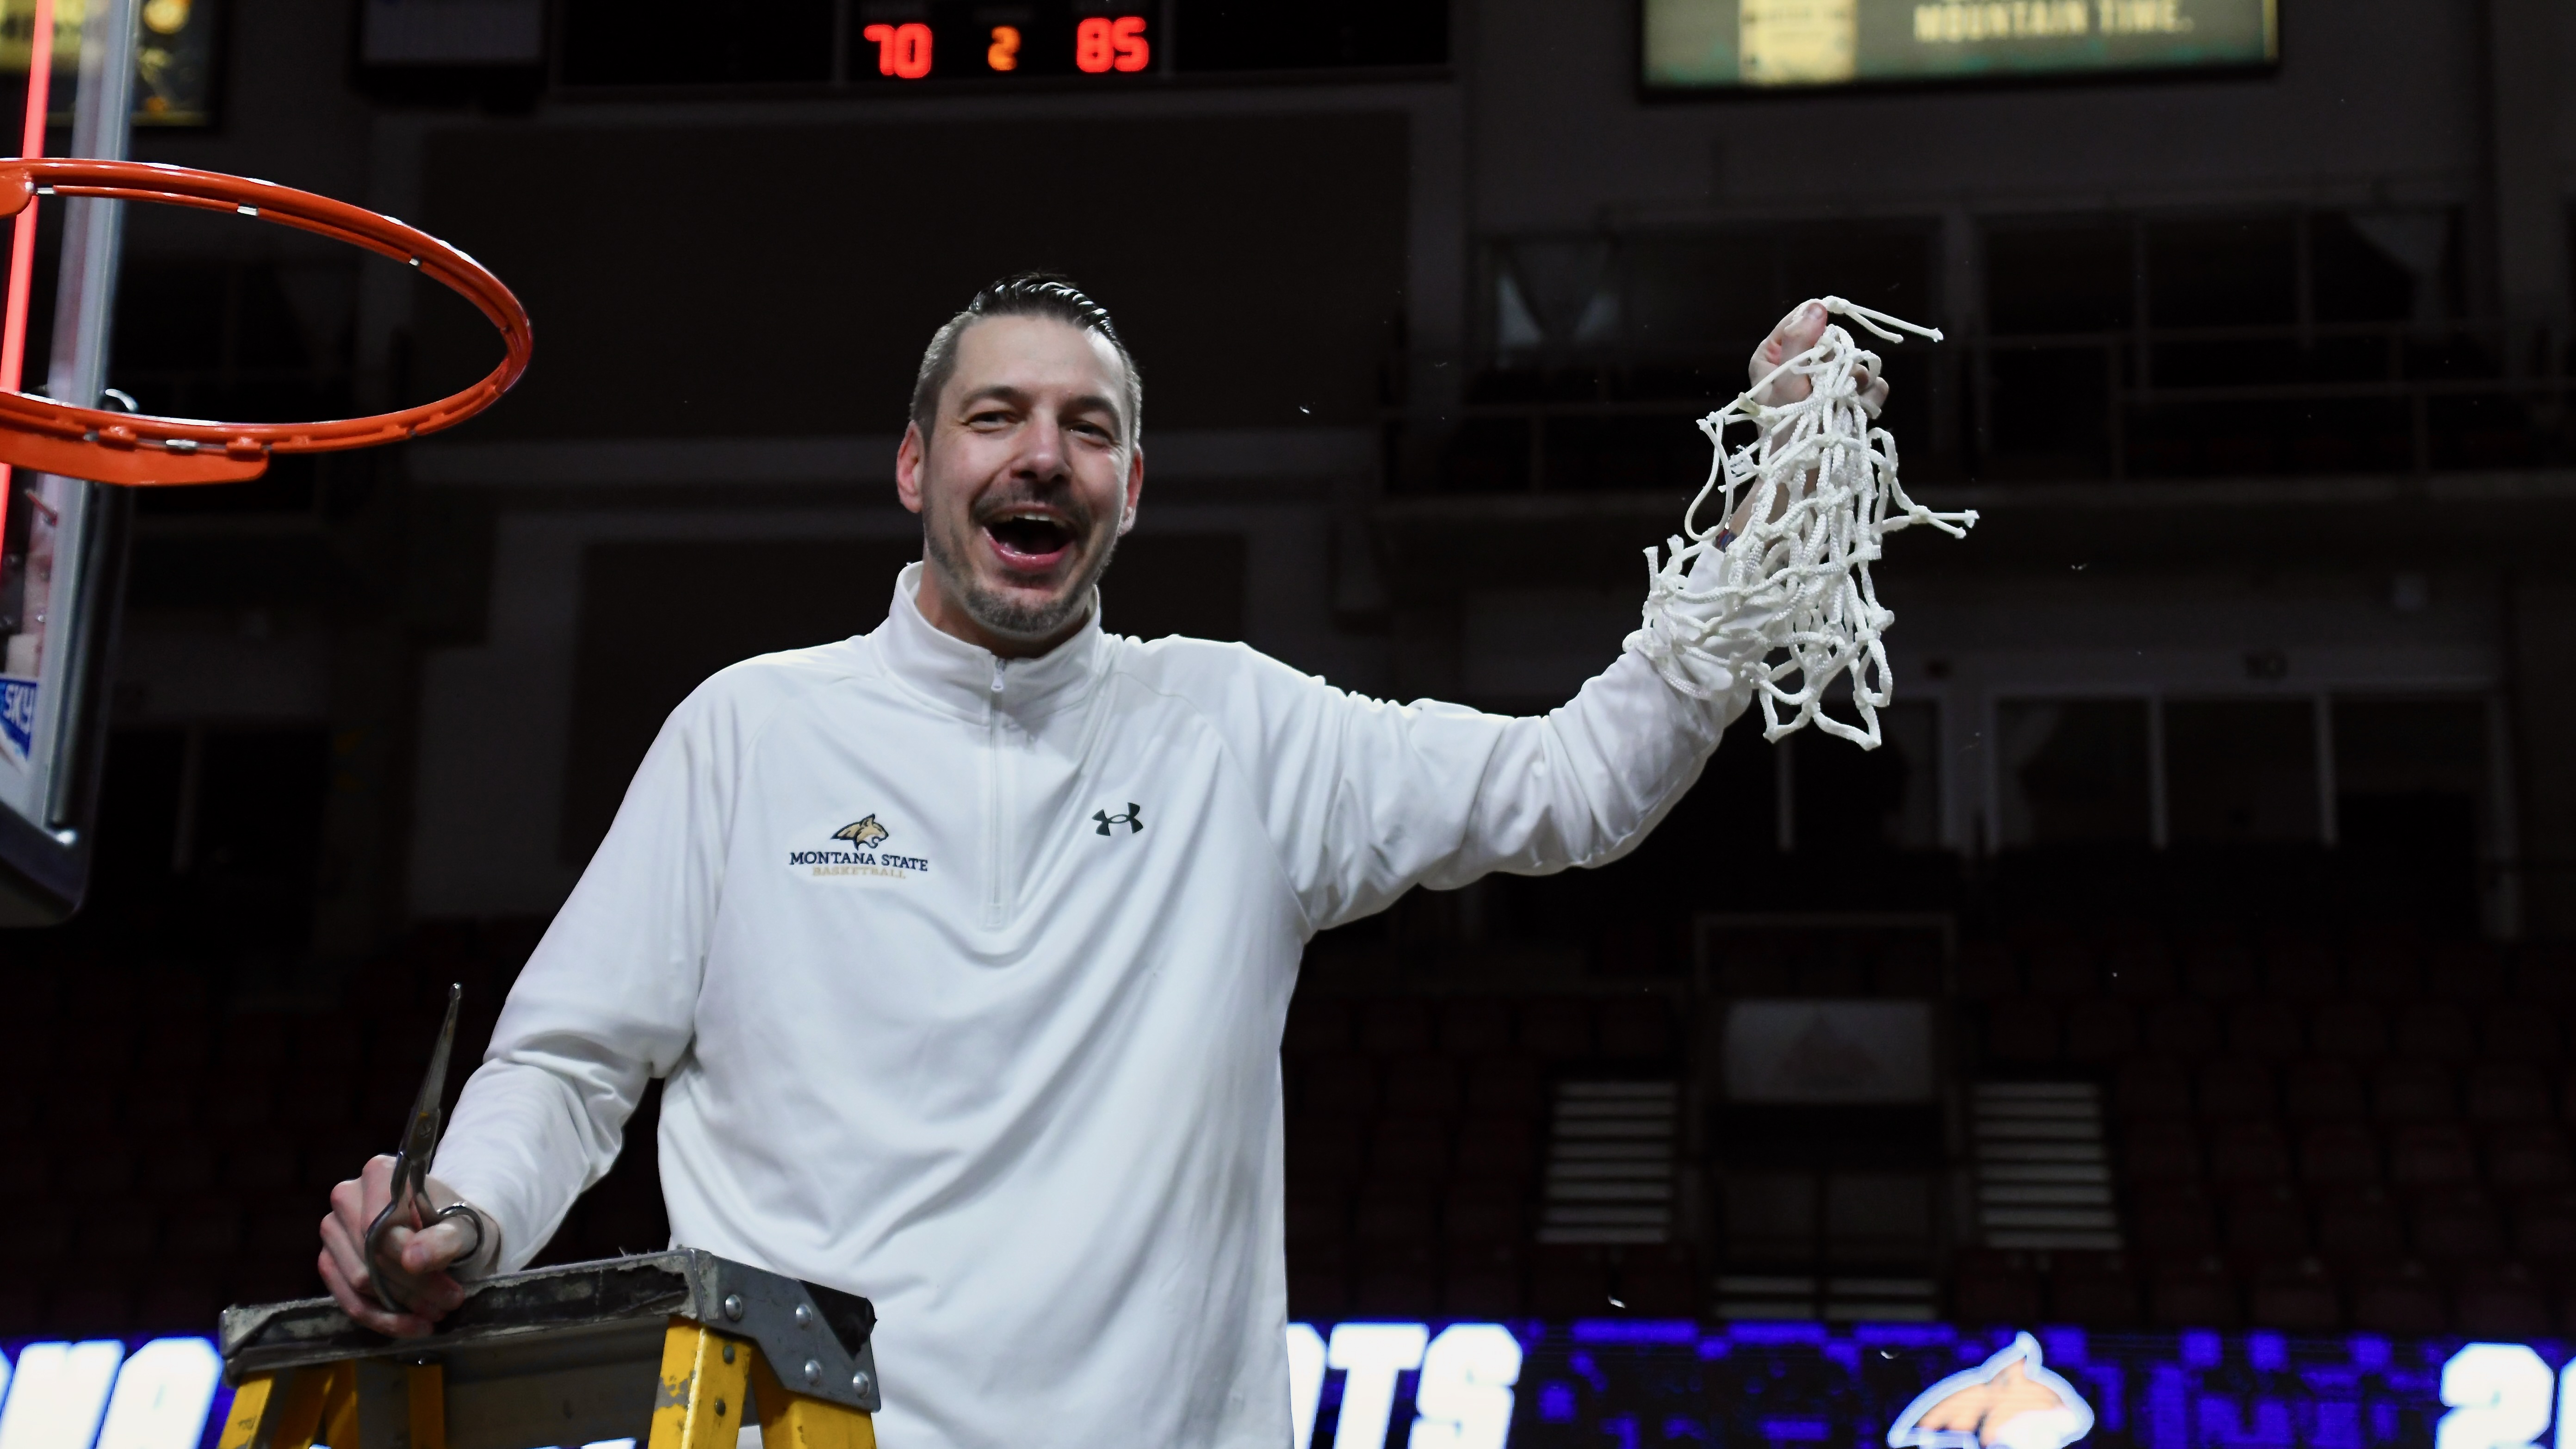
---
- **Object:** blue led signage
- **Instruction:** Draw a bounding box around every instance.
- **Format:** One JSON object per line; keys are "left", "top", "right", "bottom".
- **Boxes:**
{"left": 1292, "top": 1320, "right": 2576, "bottom": 1448}
{"left": 0, "top": 1324, "right": 2551, "bottom": 1449}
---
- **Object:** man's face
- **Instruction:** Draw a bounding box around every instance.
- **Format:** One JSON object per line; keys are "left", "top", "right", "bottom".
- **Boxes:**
{"left": 897, "top": 314, "right": 1141, "bottom": 647}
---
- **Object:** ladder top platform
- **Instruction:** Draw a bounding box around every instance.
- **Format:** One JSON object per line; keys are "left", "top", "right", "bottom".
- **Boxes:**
{"left": 219, "top": 1248, "right": 882, "bottom": 1415}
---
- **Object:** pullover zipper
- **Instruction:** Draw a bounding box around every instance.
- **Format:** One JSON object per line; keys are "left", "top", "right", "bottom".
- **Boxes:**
{"left": 983, "top": 657, "right": 1006, "bottom": 929}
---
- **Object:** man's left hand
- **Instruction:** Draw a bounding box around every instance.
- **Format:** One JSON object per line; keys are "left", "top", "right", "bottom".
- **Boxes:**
{"left": 1748, "top": 301, "right": 1888, "bottom": 415}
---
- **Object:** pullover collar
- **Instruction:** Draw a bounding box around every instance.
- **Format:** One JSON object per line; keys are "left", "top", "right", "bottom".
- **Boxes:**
{"left": 878, "top": 561, "right": 1104, "bottom": 721}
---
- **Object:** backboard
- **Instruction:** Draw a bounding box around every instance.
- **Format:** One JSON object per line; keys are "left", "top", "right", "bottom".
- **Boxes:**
{"left": 0, "top": 0, "right": 139, "bottom": 922}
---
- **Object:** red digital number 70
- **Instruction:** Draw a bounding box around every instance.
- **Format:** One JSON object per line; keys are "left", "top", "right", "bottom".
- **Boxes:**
{"left": 862, "top": 21, "right": 933, "bottom": 79}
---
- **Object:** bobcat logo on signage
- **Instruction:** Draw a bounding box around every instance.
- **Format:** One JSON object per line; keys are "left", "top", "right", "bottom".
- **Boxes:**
{"left": 834, "top": 816, "right": 891, "bottom": 849}
{"left": 1887, "top": 1332, "right": 2094, "bottom": 1449}
{"left": 786, "top": 813, "right": 929, "bottom": 879}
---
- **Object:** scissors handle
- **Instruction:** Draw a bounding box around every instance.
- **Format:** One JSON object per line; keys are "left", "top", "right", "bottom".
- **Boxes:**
{"left": 362, "top": 984, "right": 473, "bottom": 1318}
{"left": 361, "top": 1154, "right": 486, "bottom": 1316}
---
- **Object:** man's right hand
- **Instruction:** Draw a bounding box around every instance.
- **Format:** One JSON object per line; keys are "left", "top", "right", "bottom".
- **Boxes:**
{"left": 318, "top": 1155, "right": 478, "bottom": 1337}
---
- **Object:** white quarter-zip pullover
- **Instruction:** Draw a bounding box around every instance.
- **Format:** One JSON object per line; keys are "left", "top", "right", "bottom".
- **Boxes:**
{"left": 434, "top": 562, "right": 1763, "bottom": 1449}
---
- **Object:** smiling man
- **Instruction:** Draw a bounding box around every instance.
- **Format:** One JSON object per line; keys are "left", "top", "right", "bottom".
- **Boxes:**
{"left": 899, "top": 282, "right": 1144, "bottom": 653}
{"left": 319, "top": 274, "right": 1857, "bottom": 1449}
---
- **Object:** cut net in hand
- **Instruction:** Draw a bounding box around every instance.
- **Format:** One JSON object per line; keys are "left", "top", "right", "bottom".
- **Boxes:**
{"left": 1626, "top": 297, "right": 1977, "bottom": 749}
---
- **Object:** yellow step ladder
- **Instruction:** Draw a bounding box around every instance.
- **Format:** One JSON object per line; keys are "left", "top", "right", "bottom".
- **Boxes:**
{"left": 213, "top": 1250, "right": 879, "bottom": 1449}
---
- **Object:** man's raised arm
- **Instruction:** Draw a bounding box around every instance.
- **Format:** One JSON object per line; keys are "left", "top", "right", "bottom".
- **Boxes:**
{"left": 1235, "top": 307, "right": 1841, "bottom": 933}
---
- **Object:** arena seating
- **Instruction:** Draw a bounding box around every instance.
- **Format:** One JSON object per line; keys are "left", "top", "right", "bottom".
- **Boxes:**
{"left": 1954, "top": 923, "right": 2576, "bottom": 1333}
{"left": 0, "top": 919, "right": 667, "bottom": 1338}
{"left": 0, "top": 921, "right": 1687, "bottom": 1335}
{"left": 1278, "top": 991, "right": 1684, "bottom": 1320}
{"left": 5, "top": 906, "right": 2570, "bottom": 1339}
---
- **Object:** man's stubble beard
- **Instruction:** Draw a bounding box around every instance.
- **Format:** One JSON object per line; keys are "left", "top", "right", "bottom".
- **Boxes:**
{"left": 923, "top": 505, "right": 1122, "bottom": 644}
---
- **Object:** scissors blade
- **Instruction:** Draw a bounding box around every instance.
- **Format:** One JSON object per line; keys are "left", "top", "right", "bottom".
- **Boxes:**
{"left": 401, "top": 984, "right": 464, "bottom": 1167}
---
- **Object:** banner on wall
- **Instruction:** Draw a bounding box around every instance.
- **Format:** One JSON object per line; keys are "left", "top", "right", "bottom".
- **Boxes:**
{"left": 1642, "top": 0, "right": 2277, "bottom": 91}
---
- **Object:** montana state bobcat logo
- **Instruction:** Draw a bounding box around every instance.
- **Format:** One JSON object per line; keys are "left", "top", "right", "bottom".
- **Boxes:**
{"left": 1888, "top": 1333, "right": 2093, "bottom": 1449}
{"left": 786, "top": 813, "right": 928, "bottom": 879}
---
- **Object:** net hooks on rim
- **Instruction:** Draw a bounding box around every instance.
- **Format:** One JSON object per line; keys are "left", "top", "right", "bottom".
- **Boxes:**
{"left": 0, "top": 157, "right": 531, "bottom": 487}
{"left": 1625, "top": 295, "right": 1977, "bottom": 749}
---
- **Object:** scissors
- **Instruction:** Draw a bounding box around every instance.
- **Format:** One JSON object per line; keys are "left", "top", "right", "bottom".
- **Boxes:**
{"left": 362, "top": 983, "right": 486, "bottom": 1316}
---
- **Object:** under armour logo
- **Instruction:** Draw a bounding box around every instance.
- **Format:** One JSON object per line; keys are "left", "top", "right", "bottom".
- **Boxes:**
{"left": 1093, "top": 804, "right": 1143, "bottom": 836}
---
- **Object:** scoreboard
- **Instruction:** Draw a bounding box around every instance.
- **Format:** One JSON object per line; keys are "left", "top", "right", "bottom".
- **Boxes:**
{"left": 558, "top": 0, "right": 1444, "bottom": 87}
{"left": 837, "top": 0, "right": 1446, "bottom": 81}
{"left": 852, "top": 4, "right": 1160, "bottom": 80}
{"left": 0, "top": 0, "right": 222, "bottom": 124}
{"left": 1643, "top": 0, "right": 2276, "bottom": 91}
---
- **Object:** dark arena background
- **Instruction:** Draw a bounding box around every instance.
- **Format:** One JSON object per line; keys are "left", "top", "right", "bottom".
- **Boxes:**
{"left": 0, "top": 0, "right": 2566, "bottom": 1444}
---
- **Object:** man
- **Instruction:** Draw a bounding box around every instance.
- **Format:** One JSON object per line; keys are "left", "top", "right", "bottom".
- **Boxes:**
{"left": 320, "top": 275, "right": 1877, "bottom": 1448}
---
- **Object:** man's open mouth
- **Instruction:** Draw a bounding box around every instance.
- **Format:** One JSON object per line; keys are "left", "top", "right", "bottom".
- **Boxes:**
{"left": 982, "top": 509, "right": 1077, "bottom": 569}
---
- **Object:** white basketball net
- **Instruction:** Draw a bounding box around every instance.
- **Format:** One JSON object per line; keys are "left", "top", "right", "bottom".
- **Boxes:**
{"left": 1625, "top": 297, "right": 1977, "bottom": 749}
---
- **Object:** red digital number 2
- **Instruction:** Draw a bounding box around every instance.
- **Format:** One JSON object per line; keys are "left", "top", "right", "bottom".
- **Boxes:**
{"left": 1074, "top": 15, "right": 1149, "bottom": 74}
{"left": 862, "top": 21, "right": 933, "bottom": 79}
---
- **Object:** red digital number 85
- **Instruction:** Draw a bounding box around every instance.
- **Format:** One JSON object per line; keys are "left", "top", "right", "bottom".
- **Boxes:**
{"left": 1075, "top": 15, "right": 1149, "bottom": 74}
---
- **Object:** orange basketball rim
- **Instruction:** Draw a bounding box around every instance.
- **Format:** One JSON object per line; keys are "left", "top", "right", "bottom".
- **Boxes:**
{"left": 0, "top": 158, "right": 532, "bottom": 486}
